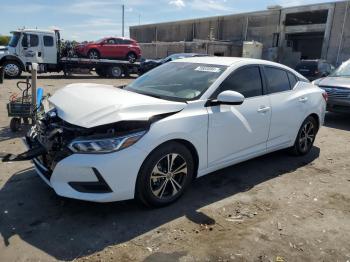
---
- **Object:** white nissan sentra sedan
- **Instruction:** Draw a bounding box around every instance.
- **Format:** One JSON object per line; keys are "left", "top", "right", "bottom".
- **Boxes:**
{"left": 4, "top": 57, "right": 327, "bottom": 207}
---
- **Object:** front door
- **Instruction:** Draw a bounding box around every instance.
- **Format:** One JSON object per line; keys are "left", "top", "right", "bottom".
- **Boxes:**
{"left": 19, "top": 33, "right": 43, "bottom": 64}
{"left": 207, "top": 66, "right": 271, "bottom": 168}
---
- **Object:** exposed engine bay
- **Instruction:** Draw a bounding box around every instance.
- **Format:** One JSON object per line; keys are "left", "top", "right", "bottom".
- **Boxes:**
{"left": 2, "top": 109, "right": 155, "bottom": 171}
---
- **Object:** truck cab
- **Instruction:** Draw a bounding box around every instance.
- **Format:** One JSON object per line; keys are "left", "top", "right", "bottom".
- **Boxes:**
{"left": 0, "top": 29, "right": 59, "bottom": 77}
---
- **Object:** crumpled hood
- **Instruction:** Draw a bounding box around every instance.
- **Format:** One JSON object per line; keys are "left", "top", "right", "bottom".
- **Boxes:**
{"left": 49, "top": 83, "right": 186, "bottom": 128}
{"left": 315, "top": 77, "right": 350, "bottom": 89}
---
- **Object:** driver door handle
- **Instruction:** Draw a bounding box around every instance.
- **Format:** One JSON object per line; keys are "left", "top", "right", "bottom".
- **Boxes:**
{"left": 257, "top": 106, "right": 270, "bottom": 113}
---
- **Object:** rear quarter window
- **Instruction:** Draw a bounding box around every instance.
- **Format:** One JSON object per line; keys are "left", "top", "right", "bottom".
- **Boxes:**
{"left": 43, "top": 36, "right": 54, "bottom": 46}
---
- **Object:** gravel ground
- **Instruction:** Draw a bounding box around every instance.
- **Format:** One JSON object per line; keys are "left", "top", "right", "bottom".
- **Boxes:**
{"left": 0, "top": 73, "right": 349, "bottom": 262}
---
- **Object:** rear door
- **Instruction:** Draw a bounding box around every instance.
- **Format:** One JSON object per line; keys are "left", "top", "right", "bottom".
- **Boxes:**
{"left": 207, "top": 65, "right": 271, "bottom": 167}
{"left": 263, "top": 66, "right": 307, "bottom": 151}
{"left": 42, "top": 34, "right": 57, "bottom": 64}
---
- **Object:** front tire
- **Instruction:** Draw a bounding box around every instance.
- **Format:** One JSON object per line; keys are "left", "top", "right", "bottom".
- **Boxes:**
{"left": 87, "top": 49, "right": 100, "bottom": 60}
{"left": 3, "top": 61, "right": 22, "bottom": 78}
{"left": 136, "top": 142, "right": 195, "bottom": 207}
{"left": 289, "top": 116, "right": 318, "bottom": 156}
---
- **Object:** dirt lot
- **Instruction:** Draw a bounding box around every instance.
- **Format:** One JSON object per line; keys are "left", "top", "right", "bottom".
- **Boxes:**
{"left": 0, "top": 73, "right": 349, "bottom": 262}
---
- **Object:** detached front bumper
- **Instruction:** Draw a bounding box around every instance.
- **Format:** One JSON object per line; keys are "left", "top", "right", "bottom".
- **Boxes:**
{"left": 22, "top": 134, "right": 147, "bottom": 203}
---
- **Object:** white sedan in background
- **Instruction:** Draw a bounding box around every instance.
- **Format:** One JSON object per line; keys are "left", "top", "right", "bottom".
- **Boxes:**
{"left": 4, "top": 57, "right": 327, "bottom": 207}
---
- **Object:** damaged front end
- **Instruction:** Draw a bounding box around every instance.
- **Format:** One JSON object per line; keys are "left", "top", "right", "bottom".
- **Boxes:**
{"left": 2, "top": 109, "right": 154, "bottom": 182}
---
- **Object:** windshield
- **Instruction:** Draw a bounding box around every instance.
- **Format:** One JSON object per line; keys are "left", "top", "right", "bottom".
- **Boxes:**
{"left": 8, "top": 32, "right": 21, "bottom": 47}
{"left": 330, "top": 61, "right": 350, "bottom": 77}
{"left": 125, "top": 62, "right": 227, "bottom": 102}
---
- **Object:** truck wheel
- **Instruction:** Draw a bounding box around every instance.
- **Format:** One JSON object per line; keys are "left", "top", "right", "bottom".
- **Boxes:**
{"left": 88, "top": 50, "right": 100, "bottom": 60}
{"left": 3, "top": 61, "right": 22, "bottom": 78}
{"left": 10, "top": 118, "right": 21, "bottom": 132}
{"left": 108, "top": 65, "right": 123, "bottom": 78}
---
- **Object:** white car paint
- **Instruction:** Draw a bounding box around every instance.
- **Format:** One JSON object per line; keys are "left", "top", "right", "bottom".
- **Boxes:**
{"left": 49, "top": 83, "right": 186, "bottom": 128}
{"left": 28, "top": 57, "right": 326, "bottom": 202}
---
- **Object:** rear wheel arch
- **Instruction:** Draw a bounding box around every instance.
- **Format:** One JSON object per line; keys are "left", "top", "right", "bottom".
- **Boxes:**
{"left": 308, "top": 113, "right": 320, "bottom": 132}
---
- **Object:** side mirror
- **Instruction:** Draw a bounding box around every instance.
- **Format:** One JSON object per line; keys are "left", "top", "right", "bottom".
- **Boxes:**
{"left": 217, "top": 90, "right": 245, "bottom": 105}
{"left": 207, "top": 90, "right": 245, "bottom": 106}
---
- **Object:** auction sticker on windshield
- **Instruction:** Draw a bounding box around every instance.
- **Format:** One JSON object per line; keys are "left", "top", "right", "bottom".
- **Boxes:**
{"left": 195, "top": 66, "right": 222, "bottom": 73}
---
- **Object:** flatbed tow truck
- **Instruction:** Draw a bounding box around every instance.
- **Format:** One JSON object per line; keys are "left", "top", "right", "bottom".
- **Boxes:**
{"left": 0, "top": 29, "right": 140, "bottom": 78}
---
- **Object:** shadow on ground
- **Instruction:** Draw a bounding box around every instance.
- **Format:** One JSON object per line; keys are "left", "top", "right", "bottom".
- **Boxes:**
{"left": 0, "top": 147, "right": 319, "bottom": 260}
{"left": 324, "top": 112, "right": 350, "bottom": 131}
{"left": 0, "top": 125, "right": 31, "bottom": 143}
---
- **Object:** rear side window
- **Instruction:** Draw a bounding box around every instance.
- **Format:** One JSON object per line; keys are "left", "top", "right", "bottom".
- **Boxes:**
{"left": 43, "top": 36, "right": 54, "bottom": 46}
{"left": 219, "top": 66, "right": 263, "bottom": 98}
{"left": 29, "top": 34, "right": 39, "bottom": 47}
{"left": 265, "top": 67, "right": 291, "bottom": 94}
{"left": 120, "top": 39, "right": 132, "bottom": 44}
{"left": 287, "top": 72, "right": 298, "bottom": 88}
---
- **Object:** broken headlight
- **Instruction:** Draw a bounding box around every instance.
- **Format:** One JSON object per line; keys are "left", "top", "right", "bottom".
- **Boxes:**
{"left": 68, "top": 131, "right": 146, "bottom": 154}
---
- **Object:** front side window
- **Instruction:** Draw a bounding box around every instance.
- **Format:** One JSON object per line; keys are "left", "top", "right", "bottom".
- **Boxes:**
{"left": 125, "top": 62, "right": 227, "bottom": 101}
{"left": 218, "top": 66, "right": 263, "bottom": 98}
{"left": 106, "top": 39, "right": 116, "bottom": 44}
{"left": 29, "top": 34, "right": 39, "bottom": 47}
{"left": 8, "top": 32, "right": 21, "bottom": 47}
{"left": 265, "top": 67, "right": 291, "bottom": 94}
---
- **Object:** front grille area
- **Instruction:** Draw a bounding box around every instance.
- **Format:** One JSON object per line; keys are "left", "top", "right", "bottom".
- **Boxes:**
{"left": 320, "top": 86, "right": 350, "bottom": 99}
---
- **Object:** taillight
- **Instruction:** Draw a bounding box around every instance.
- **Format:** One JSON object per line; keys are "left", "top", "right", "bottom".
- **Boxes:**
{"left": 322, "top": 92, "right": 328, "bottom": 102}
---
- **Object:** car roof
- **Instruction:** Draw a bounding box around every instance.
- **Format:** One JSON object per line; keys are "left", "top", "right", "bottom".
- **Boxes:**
{"left": 172, "top": 56, "right": 308, "bottom": 80}
{"left": 11, "top": 29, "right": 55, "bottom": 35}
{"left": 173, "top": 56, "right": 291, "bottom": 67}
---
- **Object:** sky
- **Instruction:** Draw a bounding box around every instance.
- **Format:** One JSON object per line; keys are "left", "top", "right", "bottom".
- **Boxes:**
{"left": 0, "top": 0, "right": 343, "bottom": 41}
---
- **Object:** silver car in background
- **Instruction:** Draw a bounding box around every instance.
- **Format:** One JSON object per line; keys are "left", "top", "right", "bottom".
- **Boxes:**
{"left": 313, "top": 60, "right": 350, "bottom": 113}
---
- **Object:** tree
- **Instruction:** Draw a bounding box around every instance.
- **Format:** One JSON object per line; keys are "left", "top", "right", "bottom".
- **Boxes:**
{"left": 0, "top": 35, "right": 11, "bottom": 46}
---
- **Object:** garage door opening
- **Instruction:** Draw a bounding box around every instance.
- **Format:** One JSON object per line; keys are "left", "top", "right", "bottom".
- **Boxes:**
{"left": 286, "top": 32, "right": 324, "bottom": 60}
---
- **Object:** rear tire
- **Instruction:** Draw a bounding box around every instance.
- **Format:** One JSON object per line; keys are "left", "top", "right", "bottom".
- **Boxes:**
{"left": 108, "top": 65, "right": 123, "bottom": 78}
{"left": 3, "top": 61, "right": 22, "bottom": 78}
{"left": 127, "top": 52, "right": 137, "bottom": 63}
{"left": 135, "top": 142, "right": 195, "bottom": 207}
{"left": 289, "top": 116, "right": 318, "bottom": 156}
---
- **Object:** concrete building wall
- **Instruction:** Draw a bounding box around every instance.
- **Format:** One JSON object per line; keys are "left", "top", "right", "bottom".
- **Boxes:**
{"left": 139, "top": 40, "right": 242, "bottom": 59}
{"left": 326, "top": 1, "right": 350, "bottom": 64}
{"left": 130, "top": 1, "right": 350, "bottom": 66}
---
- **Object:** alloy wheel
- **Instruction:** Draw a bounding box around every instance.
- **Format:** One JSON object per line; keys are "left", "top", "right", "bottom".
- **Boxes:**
{"left": 150, "top": 153, "right": 188, "bottom": 200}
{"left": 89, "top": 51, "right": 99, "bottom": 59}
{"left": 4, "top": 63, "right": 20, "bottom": 77}
{"left": 299, "top": 121, "right": 315, "bottom": 153}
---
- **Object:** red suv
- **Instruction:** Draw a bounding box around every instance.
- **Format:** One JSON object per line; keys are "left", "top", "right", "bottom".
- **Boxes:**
{"left": 75, "top": 37, "right": 141, "bottom": 62}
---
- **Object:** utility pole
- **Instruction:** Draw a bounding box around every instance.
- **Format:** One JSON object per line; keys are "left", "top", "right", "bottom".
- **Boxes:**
{"left": 122, "top": 4, "right": 125, "bottom": 37}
